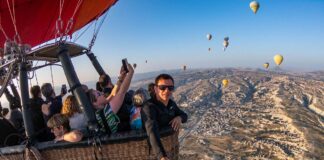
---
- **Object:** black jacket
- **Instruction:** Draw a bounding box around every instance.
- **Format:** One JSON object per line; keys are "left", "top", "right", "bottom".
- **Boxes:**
{"left": 141, "top": 97, "right": 187, "bottom": 157}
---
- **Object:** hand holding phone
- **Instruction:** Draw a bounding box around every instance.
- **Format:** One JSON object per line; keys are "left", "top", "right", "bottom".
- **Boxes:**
{"left": 61, "top": 84, "right": 67, "bottom": 95}
{"left": 122, "top": 58, "right": 129, "bottom": 73}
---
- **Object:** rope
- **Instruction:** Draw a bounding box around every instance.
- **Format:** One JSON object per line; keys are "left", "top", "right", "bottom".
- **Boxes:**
{"left": 91, "top": 136, "right": 104, "bottom": 160}
{"left": 87, "top": 11, "right": 109, "bottom": 52}
{"left": 6, "top": 0, "right": 21, "bottom": 43}
{"left": 29, "top": 75, "right": 32, "bottom": 87}
{"left": 50, "top": 65, "right": 54, "bottom": 87}
{"left": 55, "top": 0, "right": 65, "bottom": 42}
{"left": 0, "top": 15, "right": 9, "bottom": 40}
{"left": 64, "top": 0, "right": 83, "bottom": 37}
{"left": 35, "top": 70, "right": 39, "bottom": 86}
{"left": 73, "top": 22, "right": 93, "bottom": 42}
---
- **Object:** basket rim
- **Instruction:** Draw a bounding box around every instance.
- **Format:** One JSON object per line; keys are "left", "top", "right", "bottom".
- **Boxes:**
{"left": 0, "top": 127, "right": 175, "bottom": 155}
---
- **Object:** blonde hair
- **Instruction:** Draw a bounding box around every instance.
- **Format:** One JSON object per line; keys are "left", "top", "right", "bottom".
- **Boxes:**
{"left": 61, "top": 95, "right": 82, "bottom": 118}
{"left": 47, "top": 114, "right": 70, "bottom": 131}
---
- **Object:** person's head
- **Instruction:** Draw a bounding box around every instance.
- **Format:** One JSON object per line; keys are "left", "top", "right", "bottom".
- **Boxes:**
{"left": 86, "top": 89, "right": 106, "bottom": 109}
{"left": 61, "top": 95, "right": 81, "bottom": 118}
{"left": 81, "top": 84, "right": 89, "bottom": 92}
{"left": 41, "top": 83, "right": 54, "bottom": 98}
{"left": 96, "top": 82, "right": 102, "bottom": 92}
{"left": 47, "top": 114, "right": 70, "bottom": 137}
{"left": 147, "top": 83, "right": 155, "bottom": 98}
{"left": 30, "top": 85, "right": 41, "bottom": 98}
{"left": 2, "top": 108, "right": 9, "bottom": 117}
{"left": 133, "top": 88, "right": 150, "bottom": 107}
{"left": 99, "top": 74, "right": 112, "bottom": 89}
{"left": 154, "top": 74, "right": 175, "bottom": 103}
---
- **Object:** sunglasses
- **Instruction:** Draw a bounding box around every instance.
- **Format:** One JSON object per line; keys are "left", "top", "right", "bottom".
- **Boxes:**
{"left": 94, "top": 91, "right": 104, "bottom": 97}
{"left": 157, "top": 85, "right": 175, "bottom": 91}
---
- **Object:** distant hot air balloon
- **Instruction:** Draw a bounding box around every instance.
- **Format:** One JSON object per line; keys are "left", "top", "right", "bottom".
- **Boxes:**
{"left": 273, "top": 54, "right": 283, "bottom": 66}
{"left": 207, "top": 34, "right": 212, "bottom": 41}
{"left": 145, "top": 60, "right": 147, "bottom": 63}
{"left": 222, "top": 79, "right": 229, "bottom": 87}
{"left": 263, "top": 62, "right": 269, "bottom": 69}
{"left": 183, "top": 65, "right": 187, "bottom": 71}
{"left": 250, "top": 1, "right": 260, "bottom": 14}
{"left": 133, "top": 63, "right": 137, "bottom": 69}
{"left": 223, "top": 37, "right": 229, "bottom": 51}
{"left": 208, "top": 48, "right": 212, "bottom": 52}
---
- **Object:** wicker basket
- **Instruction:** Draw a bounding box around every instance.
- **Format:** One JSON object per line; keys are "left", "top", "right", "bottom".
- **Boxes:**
{"left": 0, "top": 128, "right": 179, "bottom": 160}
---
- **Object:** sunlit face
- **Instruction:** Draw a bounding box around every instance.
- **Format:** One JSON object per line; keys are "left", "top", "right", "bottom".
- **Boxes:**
{"left": 155, "top": 79, "right": 174, "bottom": 103}
{"left": 51, "top": 126, "right": 64, "bottom": 138}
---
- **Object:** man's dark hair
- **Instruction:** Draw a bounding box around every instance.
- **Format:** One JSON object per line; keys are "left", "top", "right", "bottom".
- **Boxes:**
{"left": 99, "top": 74, "right": 111, "bottom": 88}
{"left": 30, "top": 85, "right": 41, "bottom": 98}
{"left": 41, "top": 83, "right": 53, "bottom": 98}
{"left": 155, "top": 74, "right": 174, "bottom": 85}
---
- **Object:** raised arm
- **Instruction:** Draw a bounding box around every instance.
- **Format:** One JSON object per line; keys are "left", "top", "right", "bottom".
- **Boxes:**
{"left": 109, "top": 63, "right": 134, "bottom": 113}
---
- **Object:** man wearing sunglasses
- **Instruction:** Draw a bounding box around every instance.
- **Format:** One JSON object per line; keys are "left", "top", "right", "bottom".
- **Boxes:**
{"left": 142, "top": 74, "right": 188, "bottom": 160}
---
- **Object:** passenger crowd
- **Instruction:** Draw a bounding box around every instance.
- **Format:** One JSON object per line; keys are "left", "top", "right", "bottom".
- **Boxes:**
{"left": 0, "top": 62, "right": 187, "bottom": 160}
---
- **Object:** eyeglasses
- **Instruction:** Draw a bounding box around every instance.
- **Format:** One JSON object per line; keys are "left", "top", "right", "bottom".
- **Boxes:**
{"left": 157, "top": 85, "right": 175, "bottom": 91}
{"left": 94, "top": 91, "right": 104, "bottom": 97}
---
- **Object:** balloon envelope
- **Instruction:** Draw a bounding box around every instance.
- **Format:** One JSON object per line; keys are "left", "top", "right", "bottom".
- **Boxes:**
{"left": 223, "top": 41, "right": 229, "bottom": 48}
{"left": 249, "top": 1, "right": 260, "bottom": 14}
{"left": 222, "top": 79, "right": 229, "bottom": 87}
{"left": 263, "top": 63, "right": 269, "bottom": 69}
{"left": 0, "top": 0, "right": 117, "bottom": 47}
{"left": 273, "top": 54, "right": 284, "bottom": 66}
{"left": 206, "top": 34, "right": 212, "bottom": 40}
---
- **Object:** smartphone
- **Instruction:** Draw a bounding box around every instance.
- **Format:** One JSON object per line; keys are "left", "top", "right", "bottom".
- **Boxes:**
{"left": 61, "top": 84, "right": 67, "bottom": 95}
{"left": 122, "top": 58, "right": 129, "bottom": 73}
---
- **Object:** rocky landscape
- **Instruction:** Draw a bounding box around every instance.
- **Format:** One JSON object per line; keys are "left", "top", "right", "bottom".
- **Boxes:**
{"left": 132, "top": 68, "right": 324, "bottom": 160}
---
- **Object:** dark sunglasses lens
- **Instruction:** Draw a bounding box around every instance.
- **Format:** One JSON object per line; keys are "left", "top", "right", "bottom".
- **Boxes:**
{"left": 168, "top": 86, "right": 175, "bottom": 91}
{"left": 158, "top": 85, "right": 174, "bottom": 91}
{"left": 158, "top": 85, "right": 167, "bottom": 90}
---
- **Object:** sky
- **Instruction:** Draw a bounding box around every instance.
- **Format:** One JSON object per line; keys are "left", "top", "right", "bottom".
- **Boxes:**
{"left": 21, "top": 0, "right": 324, "bottom": 87}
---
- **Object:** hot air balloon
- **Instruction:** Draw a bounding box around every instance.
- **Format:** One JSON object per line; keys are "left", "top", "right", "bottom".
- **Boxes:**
{"left": 273, "top": 54, "right": 283, "bottom": 66}
{"left": 0, "top": 0, "right": 117, "bottom": 47}
{"left": 208, "top": 48, "right": 212, "bottom": 52}
{"left": 206, "top": 34, "right": 212, "bottom": 41}
{"left": 250, "top": 1, "right": 260, "bottom": 14}
{"left": 145, "top": 60, "right": 147, "bottom": 63}
{"left": 222, "top": 79, "right": 229, "bottom": 87}
{"left": 0, "top": 1, "right": 180, "bottom": 159}
{"left": 183, "top": 65, "right": 187, "bottom": 71}
{"left": 133, "top": 63, "right": 137, "bottom": 69}
{"left": 263, "top": 63, "right": 269, "bottom": 69}
{"left": 223, "top": 37, "right": 229, "bottom": 51}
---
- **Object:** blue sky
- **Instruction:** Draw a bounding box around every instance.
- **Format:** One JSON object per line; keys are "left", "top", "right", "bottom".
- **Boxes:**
{"left": 32, "top": 0, "right": 324, "bottom": 86}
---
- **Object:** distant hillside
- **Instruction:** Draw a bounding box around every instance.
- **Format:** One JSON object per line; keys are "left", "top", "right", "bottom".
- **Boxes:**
{"left": 132, "top": 68, "right": 324, "bottom": 160}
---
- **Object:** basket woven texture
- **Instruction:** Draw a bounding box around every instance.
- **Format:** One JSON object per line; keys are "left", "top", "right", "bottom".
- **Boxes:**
{"left": 1, "top": 131, "right": 179, "bottom": 160}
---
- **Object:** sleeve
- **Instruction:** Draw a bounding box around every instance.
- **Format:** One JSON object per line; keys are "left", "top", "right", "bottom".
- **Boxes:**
{"left": 141, "top": 103, "right": 167, "bottom": 157}
{"left": 173, "top": 102, "right": 188, "bottom": 123}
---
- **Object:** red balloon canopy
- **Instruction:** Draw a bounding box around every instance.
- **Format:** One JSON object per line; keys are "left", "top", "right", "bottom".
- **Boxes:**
{"left": 0, "top": 0, "right": 117, "bottom": 47}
